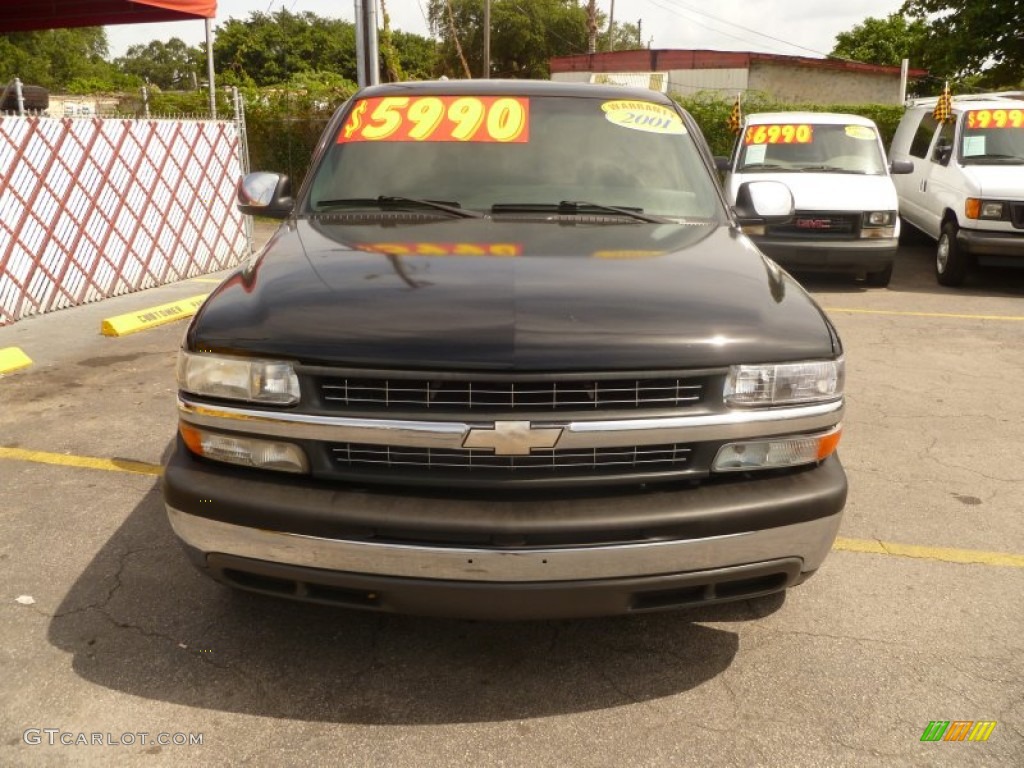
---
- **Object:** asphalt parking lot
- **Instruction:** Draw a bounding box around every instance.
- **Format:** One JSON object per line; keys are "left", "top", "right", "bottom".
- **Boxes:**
{"left": 1, "top": 233, "right": 1022, "bottom": 767}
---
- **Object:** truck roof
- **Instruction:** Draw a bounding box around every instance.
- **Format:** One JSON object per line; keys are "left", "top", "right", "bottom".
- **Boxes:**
{"left": 745, "top": 112, "right": 878, "bottom": 127}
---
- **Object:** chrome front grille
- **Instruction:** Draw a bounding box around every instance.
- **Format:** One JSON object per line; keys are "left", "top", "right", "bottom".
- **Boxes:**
{"left": 329, "top": 442, "right": 693, "bottom": 475}
{"left": 319, "top": 376, "right": 705, "bottom": 412}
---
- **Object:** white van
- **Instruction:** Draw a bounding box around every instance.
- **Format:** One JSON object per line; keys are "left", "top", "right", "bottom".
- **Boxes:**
{"left": 889, "top": 95, "right": 1024, "bottom": 286}
{"left": 723, "top": 112, "right": 912, "bottom": 287}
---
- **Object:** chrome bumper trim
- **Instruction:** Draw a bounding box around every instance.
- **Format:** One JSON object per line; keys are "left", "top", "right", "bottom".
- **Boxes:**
{"left": 178, "top": 397, "right": 844, "bottom": 450}
{"left": 167, "top": 507, "right": 843, "bottom": 582}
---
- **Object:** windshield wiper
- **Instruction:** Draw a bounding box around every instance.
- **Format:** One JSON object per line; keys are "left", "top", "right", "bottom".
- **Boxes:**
{"left": 794, "top": 165, "right": 868, "bottom": 174}
{"left": 737, "top": 163, "right": 789, "bottom": 171}
{"left": 491, "top": 201, "right": 669, "bottom": 223}
{"left": 315, "top": 196, "right": 485, "bottom": 219}
{"left": 963, "top": 154, "right": 1023, "bottom": 165}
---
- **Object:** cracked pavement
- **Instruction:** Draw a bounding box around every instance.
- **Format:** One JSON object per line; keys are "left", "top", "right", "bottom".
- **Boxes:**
{"left": 1, "top": 238, "right": 1022, "bottom": 766}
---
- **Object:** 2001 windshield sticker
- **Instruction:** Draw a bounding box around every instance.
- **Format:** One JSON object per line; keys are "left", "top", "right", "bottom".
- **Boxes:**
{"left": 601, "top": 101, "right": 685, "bottom": 134}
{"left": 744, "top": 124, "right": 813, "bottom": 144}
{"left": 337, "top": 96, "right": 530, "bottom": 143}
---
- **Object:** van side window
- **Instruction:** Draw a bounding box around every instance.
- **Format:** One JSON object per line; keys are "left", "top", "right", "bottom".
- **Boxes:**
{"left": 909, "top": 113, "right": 939, "bottom": 158}
{"left": 933, "top": 119, "right": 956, "bottom": 163}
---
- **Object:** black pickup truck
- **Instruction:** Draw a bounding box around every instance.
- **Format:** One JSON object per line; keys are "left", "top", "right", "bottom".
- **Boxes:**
{"left": 163, "top": 80, "right": 847, "bottom": 619}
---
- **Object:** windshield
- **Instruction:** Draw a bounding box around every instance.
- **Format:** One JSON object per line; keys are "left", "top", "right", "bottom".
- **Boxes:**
{"left": 960, "top": 108, "right": 1024, "bottom": 165}
{"left": 736, "top": 122, "right": 886, "bottom": 174}
{"left": 306, "top": 94, "right": 721, "bottom": 219}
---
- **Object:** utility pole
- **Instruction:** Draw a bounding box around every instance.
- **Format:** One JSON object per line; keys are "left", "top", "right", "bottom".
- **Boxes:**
{"left": 586, "top": 0, "right": 598, "bottom": 54}
{"left": 483, "top": 0, "right": 490, "bottom": 78}
{"left": 607, "top": 0, "right": 615, "bottom": 52}
{"left": 205, "top": 18, "right": 216, "bottom": 118}
{"left": 354, "top": 0, "right": 380, "bottom": 87}
{"left": 637, "top": 19, "right": 642, "bottom": 48}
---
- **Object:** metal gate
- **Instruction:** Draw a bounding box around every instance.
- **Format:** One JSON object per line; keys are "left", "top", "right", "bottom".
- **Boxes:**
{"left": 0, "top": 114, "right": 248, "bottom": 326}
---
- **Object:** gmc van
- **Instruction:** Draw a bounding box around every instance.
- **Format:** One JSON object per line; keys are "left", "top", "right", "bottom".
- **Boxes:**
{"left": 723, "top": 112, "right": 912, "bottom": 287}
{"left": 890, "top": 95, "right": 1024, "bottom": 286}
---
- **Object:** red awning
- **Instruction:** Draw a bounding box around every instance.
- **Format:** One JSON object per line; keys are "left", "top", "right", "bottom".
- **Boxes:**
{"left": 1, "top": 1, "right": 216, "bottom": 32}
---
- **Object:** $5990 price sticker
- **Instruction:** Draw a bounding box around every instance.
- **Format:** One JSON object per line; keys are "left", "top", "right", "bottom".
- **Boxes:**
{"left": 337, "top": 96, "right": 530, "bottom": 143}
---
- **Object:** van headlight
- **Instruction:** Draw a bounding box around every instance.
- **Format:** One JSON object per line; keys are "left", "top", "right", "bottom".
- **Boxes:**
{"left": 724, "top": 359, "right": 844, "bottom": 407}
{"left": 965, "top": 198, "right": 1006, "bottom": 220}
{"left": 861, "top": 210, "right": 896, "bottom": 238}
{"left": 177, "top": 351, "right": 300, "bottom": 404}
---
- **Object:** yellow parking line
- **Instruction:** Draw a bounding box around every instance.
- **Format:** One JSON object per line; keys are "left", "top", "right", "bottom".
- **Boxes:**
{"left": 0, "top": 446, "right": 163, "bottom": 476}
{"left": 834, "top": 537, "right": 1024, "bottom": 568}
{"left": 824, "top": 307, "right": 1024, "bottom": 322}
{"left": 101, "top": 294, "right": 209, "bottom": 337}
{"left": 0, "top": 347, "right": 33, "bottom": 374}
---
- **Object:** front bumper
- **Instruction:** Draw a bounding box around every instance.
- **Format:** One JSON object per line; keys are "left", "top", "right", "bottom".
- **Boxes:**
{"left": 957, "top": 229, "right": 1024, "bottom": 260}
{"left": 752, "top": 237, "right": 896, "bottom": 273}
{"left": 163, "top": 442, "right": 847, "bottom": 619}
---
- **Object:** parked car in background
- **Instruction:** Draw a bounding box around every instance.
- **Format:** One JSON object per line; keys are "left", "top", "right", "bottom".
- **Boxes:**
{"left": 163, "top": 80, "right": 849, "bottom": 620}
{"left": 722, "top": 112, "right": 912, "bottom": 287}
{"left": 889, "top": 94, "right": 1024, "bottom": 286}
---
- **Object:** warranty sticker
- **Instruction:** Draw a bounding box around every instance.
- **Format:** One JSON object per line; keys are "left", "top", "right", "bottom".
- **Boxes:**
{"left": 601, "top": 101, "right": 686, "bottom": 135}
{"left": 845, "top": 125, "right": 876, "bottom": 140}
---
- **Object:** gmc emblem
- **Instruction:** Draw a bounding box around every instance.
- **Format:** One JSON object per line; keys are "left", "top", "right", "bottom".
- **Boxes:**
{"left": 796, "top": 218, "right": 832, "bottom": 230}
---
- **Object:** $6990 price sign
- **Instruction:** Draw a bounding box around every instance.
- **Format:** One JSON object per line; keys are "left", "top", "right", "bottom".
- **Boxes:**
{"left": 337, "top": 96, "right": 530, "bottom": 144}
{"left": 744, "top": 124, "right": 813, "bottom": 145}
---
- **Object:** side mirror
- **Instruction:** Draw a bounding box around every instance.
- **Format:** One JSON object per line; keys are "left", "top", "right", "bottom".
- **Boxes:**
{"left": 733, "top": 181, "right": 794, "bottom": 227}
{"left": 714, "top": 156, "right": 731, "bottom": 172}
{"left": 237, "top": 172, "right": 294, "bottom": 219}
{"left": 889, "top": 159, "right": 914, "bottom": 174}
{"left": 932, "top": 144, "right": 952, "bottom": 166}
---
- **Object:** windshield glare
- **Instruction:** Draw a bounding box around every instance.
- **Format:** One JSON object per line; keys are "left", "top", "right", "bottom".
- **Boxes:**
{"left": 307, "top": 95, "right": 721, "bottom": 219}
{"left": 737, "top": 123, "right": 886, "bottom": 174}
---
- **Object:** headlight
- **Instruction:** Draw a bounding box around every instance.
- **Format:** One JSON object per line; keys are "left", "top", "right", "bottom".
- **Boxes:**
{"left": 863, "top": 211, "right": 895, "bottom": 227}
{"left": 965, "top": 198, "right": 1005, "bottom": 220}
{"left": 177, "top": 351, "right": 300, "bottom": 404}
{"left": 724, "top": 359, "right": 844, "bottom": 407}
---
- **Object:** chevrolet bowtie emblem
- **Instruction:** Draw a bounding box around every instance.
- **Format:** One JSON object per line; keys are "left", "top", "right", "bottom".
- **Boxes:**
{"left": 462, "top": 421, "right": 564, "bottom": 456}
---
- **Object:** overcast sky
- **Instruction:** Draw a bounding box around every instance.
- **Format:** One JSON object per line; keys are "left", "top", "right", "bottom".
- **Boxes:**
{"left": 105, "top": 0, "right": 908, "bottom": 62}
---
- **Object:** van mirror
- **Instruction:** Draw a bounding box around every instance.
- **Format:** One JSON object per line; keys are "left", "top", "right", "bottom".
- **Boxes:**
{"left": 932, "top": 144, "right": 952, "bottom": 166}
{"left": 714, "top": 156, "right": 731, "bottom": 172}
{"left": 733, "top": 181, "right": 794, "bottom": 226}
{"left": 889, "top": 159, "right": 914, "bottom": 175}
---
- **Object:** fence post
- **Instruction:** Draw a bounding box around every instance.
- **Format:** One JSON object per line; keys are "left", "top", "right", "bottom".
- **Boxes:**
{"left": 14, "top": 77, "right": 25, "bottom": 116}
{"left": 233, "top": 87, "right": 254, "bottom": 254}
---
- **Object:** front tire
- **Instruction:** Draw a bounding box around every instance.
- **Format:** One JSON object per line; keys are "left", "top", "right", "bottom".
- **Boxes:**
{"left": 936, "top": 221, "right": 968, "bottom": 286}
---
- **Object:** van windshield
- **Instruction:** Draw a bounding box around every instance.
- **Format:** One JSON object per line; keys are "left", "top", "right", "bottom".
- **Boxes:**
{"left": 737, "top": 123, "right": 886, "bottom": 174}
{"left": 960, "top": 109, "right": 1024, "bottom": 165}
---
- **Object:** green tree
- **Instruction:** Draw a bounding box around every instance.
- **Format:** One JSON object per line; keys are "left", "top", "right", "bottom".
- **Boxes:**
{"left": 428, "top": 0, "right": 590, "bottom": 79}
{"left": 214, "top": 10, "right": 359, "bottom": 86}
{"left": 0, "top": 27, "right": 123, "bottom": 91}
{"left": 831, "top": 13, "right": 930, "bottom": 69}
{"left": 901, "top": 0, "right": 1023, "bottom": 86}
{"left": 115, "top": 38, "right": 204, "bottom": 90}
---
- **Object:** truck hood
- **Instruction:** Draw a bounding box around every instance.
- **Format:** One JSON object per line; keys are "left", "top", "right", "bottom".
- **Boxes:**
{"left": 191, "top": 216, "right": 836, "bottom": 371}
{"left": 728, "top": 172, "right": 898, "bottom": 211}
{"left": 961, "top": 164, "right": 1024, "bottom": 198}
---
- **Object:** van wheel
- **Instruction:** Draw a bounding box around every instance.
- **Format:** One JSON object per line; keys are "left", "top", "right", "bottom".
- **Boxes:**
{"left": 864, "top": 262, "right": 893, "bottom": 287}
{"left": 936, "top": 221, "right": 968, "bottom": 286}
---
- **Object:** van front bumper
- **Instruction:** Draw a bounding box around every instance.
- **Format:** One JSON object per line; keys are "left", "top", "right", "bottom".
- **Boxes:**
{"left": 752, "top": 237, "right": 896, "bottom": 273}
{"left": 958, "top": 229, "right": 1024, "bottom": 260}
